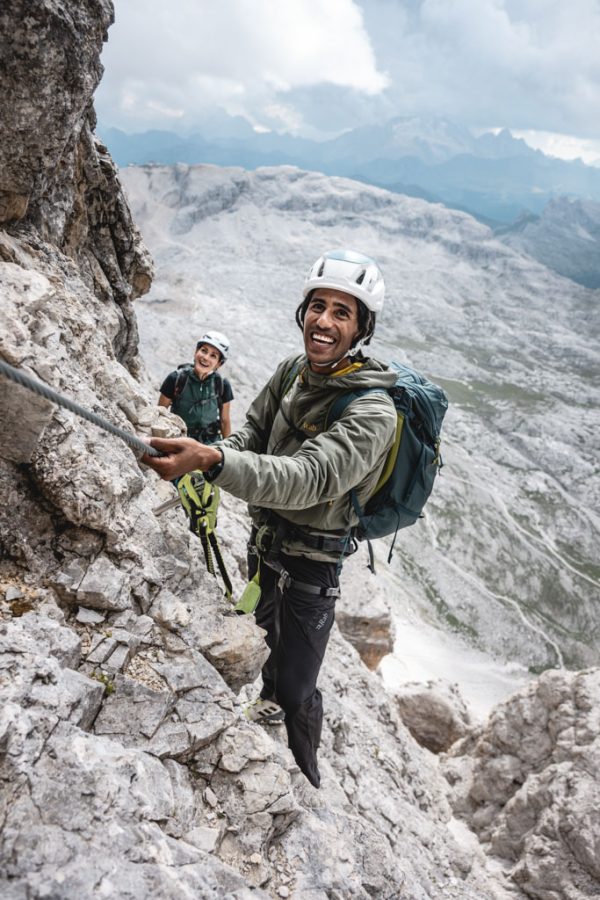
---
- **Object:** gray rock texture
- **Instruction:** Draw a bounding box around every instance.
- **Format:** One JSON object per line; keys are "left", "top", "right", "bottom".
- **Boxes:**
{"left": 0, "top": 0, "right": 112, "bottom": 226}
{"left": 393, "top": 679, "right": 472, "bottom": 753}
{"left": 0, "top": 2, "right": 598, "bottom": 898}
{"left": 336, "top": 568, "right": 395, "bottom": 669}
{"left": 443, "top": 668, "right": 600, "bottom": 898}
{"left": 0, "top": 0, "right": 152, "bottom": 370}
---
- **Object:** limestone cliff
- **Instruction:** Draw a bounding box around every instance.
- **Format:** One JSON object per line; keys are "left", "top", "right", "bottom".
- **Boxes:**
{"left": 1, "top": 3, "right": 599, "bottom": 899}
{"left": 0, "top": 0, "right": 152, "bottom": 369}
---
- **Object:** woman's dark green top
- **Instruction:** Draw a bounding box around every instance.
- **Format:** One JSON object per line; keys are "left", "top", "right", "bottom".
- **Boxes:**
{"left": 160, "top": 367, "right": 233, "bottom": 443}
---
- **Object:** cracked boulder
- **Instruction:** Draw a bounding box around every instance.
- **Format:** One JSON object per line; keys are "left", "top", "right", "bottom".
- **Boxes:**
{"left": 393, "top": 679, "right": 472, "bottom": 754}
{"left": 443, "top": 668, "right": 600, "bottom": 899}
{"left": 338, "top": 557, "right": 395, "bottom": 669}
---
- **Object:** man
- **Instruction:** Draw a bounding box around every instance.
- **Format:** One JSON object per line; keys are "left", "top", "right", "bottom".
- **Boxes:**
{"left": 158, "top": 331, "right": 233, "bottom": 443}
{"left": 144, "top": 250, "right": 397, "bottom": 788}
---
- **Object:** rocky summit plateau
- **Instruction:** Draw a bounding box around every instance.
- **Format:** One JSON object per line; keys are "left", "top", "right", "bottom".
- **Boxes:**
{"left": 1, "top": 3, "right": 600, "bottom": 899}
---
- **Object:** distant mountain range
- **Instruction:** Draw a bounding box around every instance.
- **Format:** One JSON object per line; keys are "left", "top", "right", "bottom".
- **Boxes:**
{"left": 100, "top": 115, "right": 600, "bottom": 230}
{"left": 496, "top": 197, "right": 600, "bottom": 289}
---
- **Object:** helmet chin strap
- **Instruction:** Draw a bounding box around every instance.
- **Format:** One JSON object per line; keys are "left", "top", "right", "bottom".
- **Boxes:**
{"left": 310, "top": 337, "right": 366, "bottom": 371}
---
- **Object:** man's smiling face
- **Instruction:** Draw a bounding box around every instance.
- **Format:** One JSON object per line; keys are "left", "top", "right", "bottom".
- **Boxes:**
{"left": 303, "top": 288, "right": 360, "bottom": 373}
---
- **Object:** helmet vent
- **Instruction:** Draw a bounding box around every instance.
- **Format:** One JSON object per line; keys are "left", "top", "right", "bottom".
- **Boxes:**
{"left": 302, "top": 249, "right": 385, "bottom": 314}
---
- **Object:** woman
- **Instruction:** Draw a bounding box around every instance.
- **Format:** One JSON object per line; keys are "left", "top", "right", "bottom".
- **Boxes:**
{"left": 158, "top": 331, "right": 233, "bottom": 442}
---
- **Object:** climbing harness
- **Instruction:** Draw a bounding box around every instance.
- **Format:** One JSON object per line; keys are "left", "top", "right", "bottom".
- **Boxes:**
{"left": 176, "top": 471, "right": 233, "bottom": 600}
{"left": 234, "top": 516, "right": 342, "bottom": 617}
{"left": 0, "top": 359, "right": 163, "bottom": 458}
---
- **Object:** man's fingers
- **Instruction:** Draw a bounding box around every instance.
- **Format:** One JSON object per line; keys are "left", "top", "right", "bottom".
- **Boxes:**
{"left": 141, "top": 437, "right": 204, "bottom": 481}
{"left": 149, "top": 436, "right": 185, "bottom": 453}
{"left": 140, "top": 453, "right": 170, "bottom": 476}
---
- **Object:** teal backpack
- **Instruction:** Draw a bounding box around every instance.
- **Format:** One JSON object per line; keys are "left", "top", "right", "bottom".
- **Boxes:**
{"left": 325, "top": 362, "right": 448, "bottom": 567}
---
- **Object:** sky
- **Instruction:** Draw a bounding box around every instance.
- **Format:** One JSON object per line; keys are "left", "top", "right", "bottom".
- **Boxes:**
{"left": 95, "top": 0, "right": 600, "bottom": 164}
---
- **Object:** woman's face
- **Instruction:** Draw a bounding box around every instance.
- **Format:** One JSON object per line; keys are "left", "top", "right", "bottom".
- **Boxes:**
{"left": 194, "top": 343, "right": 222, "bottom": 378}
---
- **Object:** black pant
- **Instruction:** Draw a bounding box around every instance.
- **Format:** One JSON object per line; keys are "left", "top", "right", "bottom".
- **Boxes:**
{"left": 248, "top": 547, "right": 338, "bottom": 788}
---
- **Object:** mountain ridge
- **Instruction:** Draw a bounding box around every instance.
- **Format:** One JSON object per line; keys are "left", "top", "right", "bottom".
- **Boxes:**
{"left": 497, "top": 196, "right": 600, "bottom": 288}
{"left": 100, "top": 114, "right": 600, "bottom": 228}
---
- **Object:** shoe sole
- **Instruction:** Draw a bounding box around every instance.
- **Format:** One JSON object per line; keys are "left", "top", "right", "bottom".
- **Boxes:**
{"left": 246, "top": 710, "right": 285, "bottom": 724}
{"left": 244, "top": 704, "right": 285, "bottom": 725}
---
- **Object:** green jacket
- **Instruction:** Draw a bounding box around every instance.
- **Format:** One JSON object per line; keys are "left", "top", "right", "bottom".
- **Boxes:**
{"left": 217, "top": 354, "right": 398, "bottom": 559}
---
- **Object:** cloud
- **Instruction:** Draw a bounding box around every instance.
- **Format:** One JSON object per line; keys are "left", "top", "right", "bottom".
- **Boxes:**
{"left": 359, "top": 0, "right": 600, "bottom": 139}
{"left": 96, "top": 0, "right": 600, "bottom": 142}
{"left": 96, "top": 0, "right": 388, "bottom": 132}
{"left": 511, "top": 129, "right": 600, "bottom": 165}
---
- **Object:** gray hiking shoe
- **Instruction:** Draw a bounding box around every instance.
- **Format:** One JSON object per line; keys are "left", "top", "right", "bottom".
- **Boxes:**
{"left": 244, "top": 697, "right": 285, "bottom": 724}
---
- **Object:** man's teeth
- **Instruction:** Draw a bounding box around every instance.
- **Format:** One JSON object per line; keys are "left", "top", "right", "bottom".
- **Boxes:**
{"left": 312, "top": 333, "right": 334, "bottom": 345}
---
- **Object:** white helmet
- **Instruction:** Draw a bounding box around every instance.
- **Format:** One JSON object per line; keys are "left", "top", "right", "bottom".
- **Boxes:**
{"left": 197, "top": 331, "right": 229, "bottom": 361}
{"left": 302, "top": 249, "right": 385, "bottom": 313}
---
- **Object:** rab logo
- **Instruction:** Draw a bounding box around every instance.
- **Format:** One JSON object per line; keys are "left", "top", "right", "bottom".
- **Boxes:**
{"left": 315, "top": 612, "right": 329, "bottom": 630}
{"left": 302, "top": 421, "right": 318, "bottom": 432}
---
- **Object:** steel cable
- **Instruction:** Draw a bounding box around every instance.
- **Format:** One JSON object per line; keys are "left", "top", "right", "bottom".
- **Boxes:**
{"left": 0, "top": 358, "right": 163, "bottom": 458}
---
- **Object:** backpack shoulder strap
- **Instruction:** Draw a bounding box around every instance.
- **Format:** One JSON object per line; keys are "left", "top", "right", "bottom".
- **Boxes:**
{"left": 214, "top": 373, "right": 224, "bottom": 411}
{"left": 272, "top": 356, "right": 307, "bottom": 443}
{"left": 174, "top": 364, "right": 193, "bottom": 400}
{"left": 325, "top": 386, "right": 394, "bottom": 547}
{"left": 325, "top": 386, "right": 386, "bottom": 428}
{"left": 279, "top": 356, "right": 304, "bottom": 400}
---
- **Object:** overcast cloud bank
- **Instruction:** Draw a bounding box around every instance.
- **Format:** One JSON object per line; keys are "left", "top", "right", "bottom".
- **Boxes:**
{"left": 95, "top": 0, "right": 600, "bottom": 161}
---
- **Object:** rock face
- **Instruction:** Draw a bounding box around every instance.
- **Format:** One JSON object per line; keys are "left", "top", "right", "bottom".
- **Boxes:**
{"left": 443, "top": 668, "right": 600, "bottom": 898}
{"left": 0, "top": 610, "right": 274, "bottom": 899}
{"left": 497, "top": 197, "right": 600, "bottom": 289}
{"left": 0, "top": 0, "right": 112, "bottom": 226}
{"left": 394, "top": 679, "right": 472, "bottom": 754}
{"left": 337, "top": 564, "right": 395, "bottom": 669}
{"left": 0, "top": 0, "right": 152, "bottom": 370}
{"left": 1, "top": 3, "right": 599, "bottom": 899}
{"left": 335, "top": 602, "right": 395, "bottom": 670}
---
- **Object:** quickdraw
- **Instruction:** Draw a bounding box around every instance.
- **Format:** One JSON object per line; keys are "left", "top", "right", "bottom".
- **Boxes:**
{"left": 176, "top": 471, "right": 233, "bottom": 601}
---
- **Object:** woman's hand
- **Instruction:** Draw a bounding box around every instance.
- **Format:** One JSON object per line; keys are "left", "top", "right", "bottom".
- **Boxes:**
{"left": 141, "top": 437, "right": 222, "bottom": 480}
